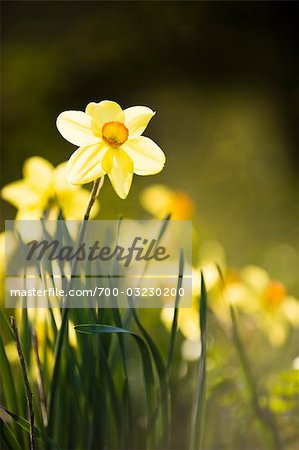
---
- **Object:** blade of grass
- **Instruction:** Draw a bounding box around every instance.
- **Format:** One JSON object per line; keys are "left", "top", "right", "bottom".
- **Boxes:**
{"left": 75, "top": 324, "right": 157, "bottom": 445}
{"left": 0, "top": 407, "right": 60, "bottom": 450}
{"left": 127, "top": 295, "right": 166, "bottom": 381}
{"left": 9, "top": 316, "right": 38, "bottom": 450}
{"left": 0, "top": 419, "right": 22, "bottom": 450}
{"left": 166, "top": 250, "right": 184, "bottom": 370}
{"left": 123, "top": 214, "right": 172, "bottom": 329}
{"left": 0, "top": 312, "right": 26, "bottom": 446}
{"left": 190, "top": 272, "right": 207, "bottom": 450}
{"left": 98, "top": 339, "right": 123, "bottom": 434}
{"left": 127, "top": 294, "right": 169, "bottom": 448}
{"left": 0, "top": 334, "right": 18, "bottom": 415}
{"left": 47, "top": 178, "right": 103, "bottom": 437}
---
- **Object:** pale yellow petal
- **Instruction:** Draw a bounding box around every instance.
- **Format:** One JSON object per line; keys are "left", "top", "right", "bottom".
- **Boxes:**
{"left": 85, "top": 101, "right": 124, "bottom": 128}
{"left": 181, "top": 338, "right": 202, "bottom": 361}
{"left": 124, "top": 106, "right": 155, "bottom": 137}
{"left": 107, "top": 148, "right": 133, "bottom": 199}
{"left": 140, "top": 184, "right": 172, "bottom": 218}
{"left": 66, "top": 142, "right": 108, "bottom": 185}
{"left": 16, "top": 208, "right": 44, "bottom": 220}
{"left": 1, "top": 180, "right": 43, "bottom": 209}
{"left": 179, "top": 308, "right": 200, "bottom": 340}
{"left": 23, "top": 157, "right": 54, "bottom": 194}
{"left": 240, "top": 265, "right": 270, "bottom": 293}
{"left": 53, "top": 162, "right": 77, "bottom": 194}
{"left": 59, "top": 189, "right": 99, "bottom": 219}
{"left": 122, "top": 137, "right": 165, "bottom": 175}
{"left": 102, "top": 148, "right": 114, "bottom": 173}
{"left": 262, "top": 317, "right": 288, "bottom": 347}
{"left": 282, "top": 296, "right": 299, "bottom": 326}
{"left": 56, "top": 111, "right": 100, "bottom": 146}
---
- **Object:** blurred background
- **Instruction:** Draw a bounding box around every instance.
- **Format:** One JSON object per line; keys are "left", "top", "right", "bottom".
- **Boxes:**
{"left": 1, "top": 1, "right": 298, "bottom": 285}
{"left": 1, "top": 3, "right": 298, "bottom": 449}
{"left": 1, "top": 1, "right": 297, "bottom": 294}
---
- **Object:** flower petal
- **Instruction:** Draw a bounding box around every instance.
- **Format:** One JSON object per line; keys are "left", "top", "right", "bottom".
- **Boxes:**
{"left": 53, "top": 162, "right": 77, "bottom": 194}
{"left": 1, "top": 180, "right": 43, "bottom": 209}
{"left": 124, "top": 106, "right": 155, "bottom": 137}
{"left": 102, "top": 148, "right": 114, "bottom": 173}
{"left": 16, "top": 208, "right": 44, "bottom": 220}
{"left": 56, "top": 111, "right": 100, "bottom": 146}
{"left": 23, "top": 157, "right": 54, "bottom": 193}
{"left": 122, "top": 137, "right": 166, "bottom": 175}
{"left": 107, "top": 148, "right": 133, "bottom": 199}
{"left": 58, "top": 189, "right": 99, "bottom": 219}
{"left": 66, "top": 142, "right": 109, "bottom": 185}
{"left": 140, "top": 184, "right": 173, "bottom": 218}
{"left": 86, "top": 101, "right": 124, "bottom": 128}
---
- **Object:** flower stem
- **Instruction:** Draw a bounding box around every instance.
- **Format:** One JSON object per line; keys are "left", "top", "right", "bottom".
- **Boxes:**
{"left": 84, "top": 176, "right": 105, "bottom": 221}
{"left": 10, "top": 316, "right": 38, "bottom": 450}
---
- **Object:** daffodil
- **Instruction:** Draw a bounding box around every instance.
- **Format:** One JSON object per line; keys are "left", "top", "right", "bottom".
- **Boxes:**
{"left": 236, "top": 266, "right": 299, "bottom": 346}
{"left": 56, "top": 100, "right": 166, "bottom": 199}
{"left": 212, "top": 264, "right": 299, "bottom": 346}
{"left": 1, "top": 157, "right": 99, "bottom": 220}
{"left": 161, "top": 282, "right": 202, "bottom": 361}
{"left": 0, "top": 232, "right": 6, "bottom": 282}
{"left": 140, "top": 184, "right": 195, "bottom": 219}
{"left": 0, "top": 232, "right": 6, "bottom": 301}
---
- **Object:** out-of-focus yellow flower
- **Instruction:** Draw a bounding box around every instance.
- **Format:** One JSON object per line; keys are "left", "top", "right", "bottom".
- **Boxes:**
{"left": 140, "top": 184, "right": 195, "bottom": 219}
{"left": 0, "top": 231, "right": 17, "bottom": 302}
{"left": 160, "top": 267, "right": 201, "bottom": 360}
{"left": 0, "top": 232, "right": 6, "bottom": 301}
{"left": 56, "top": 100, "right": 166, "bottom": 199}
{"left": 161, "top": 288, "right": 201, "bottom": 361}
{"left": 1, "top": 157, "right": 99, "bottom": 220}
{"left": 224, "top": 265, "right": 299, "bottom": 346}
{"left": 0, "top": 232, "right": 6, "bottom": 282}
{"left": 161, "top": 296, "right": 200, "bottom": 340}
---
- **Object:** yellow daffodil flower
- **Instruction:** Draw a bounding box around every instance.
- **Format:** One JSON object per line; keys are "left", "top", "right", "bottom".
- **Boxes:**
{"left": 56, "top": 100, "right": 166, "bottom": 199}
{"left": 160, "top": 267, "right": 201, "bottom": 346}
{"left": 215, "top": 265, "right": 299, "bottom": 346}
{"left": 160, "top": 274, "right": 201, "bottom": 362}
{"left": 0, "top": 232, "right": 6, "bottom": 301}
{"left": 0, "top": 232, "right": 6, "bottom": 283}
{"left": 236, "top": 266, "right": 299, "bottom": 346}
{"left": 140, "top": 184, "right": 195, "bottom": 219}
{"left": 1, "top": 156, "right": 99, "bottom": 220}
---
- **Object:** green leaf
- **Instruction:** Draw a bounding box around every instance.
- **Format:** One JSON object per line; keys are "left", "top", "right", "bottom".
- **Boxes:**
{"left": 75, "top": 324, "right": 156, "bottom": 439}
{"left": 190, "top": 272, "right": 207, "bottom": 450}
{"left": 0, "top": 334, "right": 18, "bottom": 415}
{"left": 127, "top": 296, "right": 166, "bottom": 379}
{"left": 0, "top": 419, "right": 22, "bottom": 449}
{"left": 47, "top": 217, "right": 90, "bottom": 436}
{"left": 166, "top": 250, "right": 185, "bottom": 370}
{"left": 0, "top": 406, "right": 61, "bottom": 450}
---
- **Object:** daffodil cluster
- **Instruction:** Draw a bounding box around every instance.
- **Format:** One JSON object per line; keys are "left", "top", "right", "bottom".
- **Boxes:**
{"left": 1, "top": 157, "right": 99, "bottom": 220}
